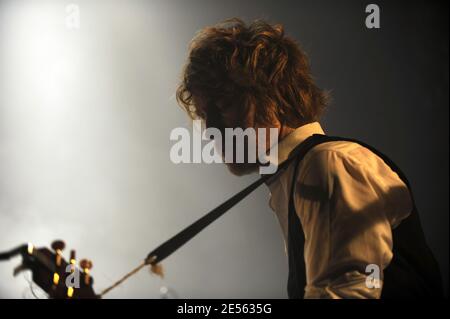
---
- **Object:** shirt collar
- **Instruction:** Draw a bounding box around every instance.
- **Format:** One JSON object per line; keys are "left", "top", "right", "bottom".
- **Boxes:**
{"left": 264, "top": 122, "right": 325, "bottom": 209}
{"left": 276, "top": 121, "right": 325, "bottom": 165}
{"left": 262, "top": 122, "right": 325, "bottom": 185}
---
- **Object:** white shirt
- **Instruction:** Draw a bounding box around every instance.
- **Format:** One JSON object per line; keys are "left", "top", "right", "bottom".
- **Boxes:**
{"left": 266, "top": 122, "right": 413, "bottom": 299}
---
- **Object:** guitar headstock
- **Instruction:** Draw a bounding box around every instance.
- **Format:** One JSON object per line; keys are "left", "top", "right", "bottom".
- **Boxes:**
{"left": 7, "top": 240, "right": 99, "bottom": 299}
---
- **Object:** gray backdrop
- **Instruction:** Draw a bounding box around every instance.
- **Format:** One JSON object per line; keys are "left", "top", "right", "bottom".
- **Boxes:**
{"left": 0, "top": 0, "right": 448, "bottom": 298}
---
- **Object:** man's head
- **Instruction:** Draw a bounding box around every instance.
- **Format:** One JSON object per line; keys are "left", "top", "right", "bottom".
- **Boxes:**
{"left": 176, "top": 18, "right": 328, "bottom": 175}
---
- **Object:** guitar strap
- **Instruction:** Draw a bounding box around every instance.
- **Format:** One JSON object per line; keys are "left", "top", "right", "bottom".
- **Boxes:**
{"left": 144, "top": 134, "right": 321, "bottom": 265}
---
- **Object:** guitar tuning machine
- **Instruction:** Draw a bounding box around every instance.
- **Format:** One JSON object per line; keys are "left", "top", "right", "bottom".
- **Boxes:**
{"left": 51, "top": 240, "right": 66, "bottom": 267}
{"left": 80, "top": 259, "right": 93, "bottom": 285}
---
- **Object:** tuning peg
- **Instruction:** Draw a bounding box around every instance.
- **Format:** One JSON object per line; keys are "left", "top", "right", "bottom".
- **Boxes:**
{"left": 51, "top": 240, "right": 65, "bottom": 267}
{"left": 51, "top": 240, "right": 66, "bottom": 251}
{"left": 80, "top": 259, "right": 93, "bottom": 285}
{"left": 80, "top": 259, "right": 92, "bottom": 270}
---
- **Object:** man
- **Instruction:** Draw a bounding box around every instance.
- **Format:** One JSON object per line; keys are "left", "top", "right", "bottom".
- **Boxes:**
{"left": 176, "top": 19, "right": 443, "bottom": 298}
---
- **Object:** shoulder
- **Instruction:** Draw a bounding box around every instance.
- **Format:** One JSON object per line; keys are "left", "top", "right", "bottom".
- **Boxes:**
{"left": 297, "top": 139, "right": 409, "bottom": 197}
{"left": 299, "top": 140, "right": 368, "bottom": 177}
{"left": 300, "top": 140, "right": 391, "bottom": 176}
{"left": 297, "top": 138, "right": 412, "bottom": 228}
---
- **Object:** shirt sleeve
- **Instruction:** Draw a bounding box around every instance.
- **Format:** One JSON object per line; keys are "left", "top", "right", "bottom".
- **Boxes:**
{"left": 294, "top": 143, "right": 413, "bottom": 299}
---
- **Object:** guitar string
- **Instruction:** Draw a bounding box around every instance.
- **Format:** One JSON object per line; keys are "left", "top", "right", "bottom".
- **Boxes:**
{"left": 23, "top": 272, "right": 40, "bottom": 299}
{"left": 99, "top": 262, "right": 147, "bottom": 297}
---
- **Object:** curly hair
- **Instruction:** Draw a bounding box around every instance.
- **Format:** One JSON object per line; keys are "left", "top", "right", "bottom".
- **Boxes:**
{"left": 176, "top": 18, "right": 328, "bottom": 130}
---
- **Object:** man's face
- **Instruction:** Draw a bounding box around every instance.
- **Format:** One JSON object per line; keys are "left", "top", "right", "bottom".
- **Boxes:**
{"left": 193, "top": 96, "right": 280, "bottom": 176}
